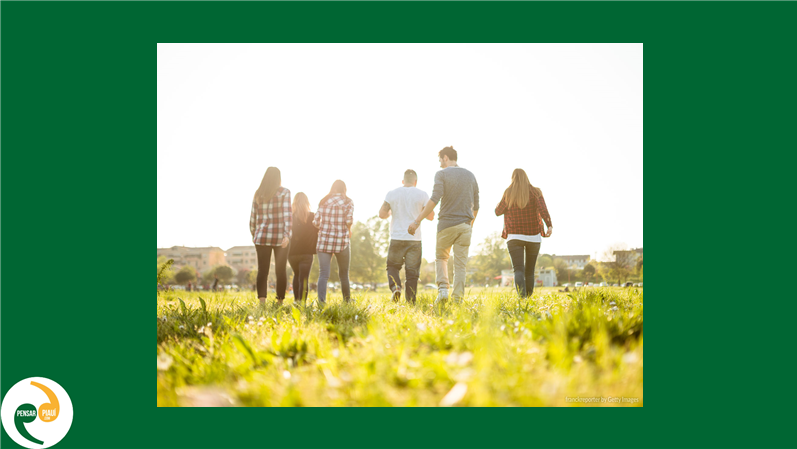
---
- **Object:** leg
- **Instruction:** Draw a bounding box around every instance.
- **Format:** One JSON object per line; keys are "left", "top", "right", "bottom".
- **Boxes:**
{"left": 451, "top": 223, "right": 472, "bottom": 301}
{"left": 289, "top": 256, "right": 301, "bottom": 303}
{"left": 274, "top": 244, "right": 290, "bottom": 301}
{"left": 524, "top": 242, "right": 541, "bottom": 297}
{"left": 299, "top": 255, "right": 314, "bottom": 302}
{"left": 506, "top": 240, "right": 526, "bottom": 296}
{"left": 404, "top": 241, "right": 423, "bottom": 304}
{"left": 336, "top": 246, "right": 351, "bottom": 302}
{"left": 255, "top": 245, "right": 274, "bottom": 303}
{"left": 436, "top": 227, "right": 456, "bottom": 292}
{"left": 386, "top": 241, "right": 406, "bottom": 300}
{"left": 317, "top": 252, "right": 333, "bottom": 304}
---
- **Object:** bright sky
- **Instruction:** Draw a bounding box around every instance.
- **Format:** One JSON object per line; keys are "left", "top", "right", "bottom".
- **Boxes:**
{"left": 158, "top": 43, "right": 642, "bottom": 262}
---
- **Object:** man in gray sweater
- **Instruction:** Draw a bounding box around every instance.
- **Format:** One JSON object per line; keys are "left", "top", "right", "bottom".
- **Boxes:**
{"left": 408, "top": 146, "right": 479, "bottom": 304}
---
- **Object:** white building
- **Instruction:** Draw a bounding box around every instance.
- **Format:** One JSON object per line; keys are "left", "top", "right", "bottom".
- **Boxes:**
{"left": 225, "top": 246, "right": 258, "bottom": 273}
{"left": 553, "top": 254, "right": 591, "bottom": 270}
{"left": 157, "top": 246, "right": 226, "bottom": 272}
{"left": 500, "top": 267, "right": 557, "bottom": 288}
{"left": 614, "top": 248, "right": 643, "bottom": 268}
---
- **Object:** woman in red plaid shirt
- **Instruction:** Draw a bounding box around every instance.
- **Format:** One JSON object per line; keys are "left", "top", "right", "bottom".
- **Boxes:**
{"left": 250, "top": 167, "right": 292, "bottom": 305}
{"left": 495, "top": 169, "right": 553, "bottom": 297}
{"left": 313, "top": 180, "right": 354, "bottom": 304}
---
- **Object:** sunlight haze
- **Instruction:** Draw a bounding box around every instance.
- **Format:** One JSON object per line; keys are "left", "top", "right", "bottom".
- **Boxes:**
{"left": 157, "top": 43, "right": 643, "bottom": 262}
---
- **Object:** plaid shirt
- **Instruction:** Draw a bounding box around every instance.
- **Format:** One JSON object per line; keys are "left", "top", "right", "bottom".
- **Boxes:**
{"left": 313, "top": 194, "right": 354, "bottom": 254}
{"left": 495, "top": 188, "right": 552, "bottom": 237}
{"left": 250, "top": 187, "right": 293, "bottom": 246}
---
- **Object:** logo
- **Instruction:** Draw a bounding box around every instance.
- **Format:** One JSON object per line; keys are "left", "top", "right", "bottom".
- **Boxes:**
{"left": 1, "top": 378, "right": 73, "bottom": 448}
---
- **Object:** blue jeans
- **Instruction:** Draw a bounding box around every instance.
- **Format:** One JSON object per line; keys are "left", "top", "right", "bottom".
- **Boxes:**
{"left": 386, "top": 240, "right": 423, "bottom": 303}
{"left": 317, "top": 246, "right": 351, "bottom": 304}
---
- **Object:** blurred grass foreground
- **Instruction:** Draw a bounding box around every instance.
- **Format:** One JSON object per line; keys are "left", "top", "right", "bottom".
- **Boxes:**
{"left": 157, "top": 287, "right": 643, "bottom": 406}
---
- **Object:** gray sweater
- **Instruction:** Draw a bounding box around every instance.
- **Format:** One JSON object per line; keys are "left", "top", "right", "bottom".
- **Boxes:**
{"left": 429, "top": 166, "right": 480, "bottom": 232}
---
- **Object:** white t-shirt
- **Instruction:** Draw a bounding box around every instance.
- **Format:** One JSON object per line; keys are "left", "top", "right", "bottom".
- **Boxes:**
{"left": 385, "top": 186, "right": 430, "bottom": 241}
{"left": 508, "top": 233, "right": 541, "bottom": 243}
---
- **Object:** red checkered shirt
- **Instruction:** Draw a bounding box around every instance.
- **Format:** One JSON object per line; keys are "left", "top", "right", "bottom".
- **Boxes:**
{"left": 313, "top": 194, "right": 354, "bottom": 254}
{"left": 495, "top": 188, "right": 552, "bottom": 238}
{"left": 250, "top": 187, "right": 293, "bottom": 246}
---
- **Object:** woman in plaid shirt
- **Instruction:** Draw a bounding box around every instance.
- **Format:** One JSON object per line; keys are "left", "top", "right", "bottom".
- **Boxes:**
{"left": 313, "top": 180, "right": 354, "bottom": 304}
{"left": 250, "top": 167, "right": 292, "bottom": 305}
{"left": 495, "top": 169, "right": 553, "bottom": 297}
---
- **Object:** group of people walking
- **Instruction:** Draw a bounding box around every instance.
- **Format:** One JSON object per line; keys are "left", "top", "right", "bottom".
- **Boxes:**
{"left": 249, "top": 146, "right": 552, "bottom": 306}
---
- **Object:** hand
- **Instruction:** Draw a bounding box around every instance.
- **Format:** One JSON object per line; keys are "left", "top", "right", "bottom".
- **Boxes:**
{"left": 543, "top": 227, "right": 553, "bottom": 238}
{"left": 407, "top": 221, "right": 419, "bottom": 236}
{"left": 281, "top": 236, "right": 290, "bottom": 248}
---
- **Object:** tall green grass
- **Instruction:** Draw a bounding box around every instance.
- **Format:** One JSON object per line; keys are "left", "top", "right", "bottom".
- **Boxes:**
{"left": 157, "top": 287, "right": 642, "bottom": 406}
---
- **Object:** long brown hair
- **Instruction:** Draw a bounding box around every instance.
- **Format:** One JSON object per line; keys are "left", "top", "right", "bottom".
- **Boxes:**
{"left": 292, "top": 192, "right": 311, "bottom": 223}
{"left": 319, "top": 180, "right": 349, "bottom": 206}
{"left": 503, "top": 168, "right": 541, "bottom": 209}
{"left": 254, "top": 167, "right": 281, "bottom": 204}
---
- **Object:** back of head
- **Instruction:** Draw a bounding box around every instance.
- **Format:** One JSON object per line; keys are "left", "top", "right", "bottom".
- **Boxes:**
{"left": 504, "top": 168, "right": 538, "bottom": 209}
{"left": 403, "top": 169, "right": 417, "bottom": 185}
{"left": 320, "top": 180, "right": 348, "bottom": 206}
{"left": 254, "top": 167, "right": 281, "bottom": 204}
{"left": 438, "top": 146, "right": 457, "bottom": 162}
{"left": 293, "top": 192, "right": 311, "bottom": 222}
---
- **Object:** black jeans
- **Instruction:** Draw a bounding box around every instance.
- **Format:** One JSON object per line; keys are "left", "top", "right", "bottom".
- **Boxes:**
{"left": 507, "top": 240, "right": 541, "bottom": 297}
{"left": 386, "top": 240, "right": 423, "bottom": 303}
{"left": 255, "top": 244, "right": 289, "bottom": 299}
{"left": 289, "top": 254, "right": 314, "bottom": 304}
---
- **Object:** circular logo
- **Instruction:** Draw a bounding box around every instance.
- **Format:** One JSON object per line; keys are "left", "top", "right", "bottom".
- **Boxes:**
{"left": 1, "top": 378, "right": 73, "bottom": 448}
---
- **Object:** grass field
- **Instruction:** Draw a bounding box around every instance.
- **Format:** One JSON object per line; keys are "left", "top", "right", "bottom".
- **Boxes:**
{"left": 157, "top": 287, "right": 643, "bottom": 406}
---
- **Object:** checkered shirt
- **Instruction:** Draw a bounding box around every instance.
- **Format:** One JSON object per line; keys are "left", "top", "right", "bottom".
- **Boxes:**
{"left": 313, "top": 194, "right": 354, "bottom": 254}
{"left": 495, "top": 188, "right": 552, "bottom": 237}
{"left": 250, "top": 187, "right": 293, "bottom": 246}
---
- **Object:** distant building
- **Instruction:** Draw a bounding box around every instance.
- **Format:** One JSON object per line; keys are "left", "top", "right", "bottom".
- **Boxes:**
{"left": 157, "top": 246, "right": 226, "bottom": 273}
{"left": 614, "top": 248, "right": 643, "bottom": 268}
{"left": 537, "top": 267, "right": 557, "bottom": 287}
{"left": 500, "top": 266, "right": 557, "bottom": 288}
{"left": 226, "top": 246, "right": 258, "bottom": 273}
{"left": 553, "top": 254, "right": 591, "bottom": 270}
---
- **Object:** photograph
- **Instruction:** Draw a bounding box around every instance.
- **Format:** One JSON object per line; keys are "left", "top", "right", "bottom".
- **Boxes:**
{"left": 156, "top": 43, "right": 644, "bottom": 407}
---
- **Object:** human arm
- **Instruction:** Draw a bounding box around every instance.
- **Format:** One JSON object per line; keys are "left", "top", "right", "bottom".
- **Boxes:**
{"left": 470, "top": 176, "right": 479, "bottom": 226}
{"left": 495, "top": 195, "right": 507, "bottom": 216}
{"left": 538, "top": 191, "right": 553, "bottom": 237}
{"left": 408, "top": 200, "right": 437, "bottom": 236}
{"left": 379, "top": 201, "right": 391, "bottom": 219}
{"left": 312, "top": 209, "right": 321, "bottom": 229}
{"left": 249, "top": 200, "right": 257, "bottom": 237}
{"left": 282, "top": 189, "right": 292, "bottom": 248}
{"left": 346, "top": 200, "right": 354, "bottom": 237}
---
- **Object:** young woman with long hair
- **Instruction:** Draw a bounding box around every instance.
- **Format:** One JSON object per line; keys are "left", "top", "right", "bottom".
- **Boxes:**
{"left": 313, "top": 180, "right": 354, "bottom": 304}
{"left": 288, "top": 192, "right": 318, "bottom": 305}
{"left": 495, "top": 168, "right": 553, "bottom": 297}
{"left": 250, "top": 166, "right": 292, "bottom": 305}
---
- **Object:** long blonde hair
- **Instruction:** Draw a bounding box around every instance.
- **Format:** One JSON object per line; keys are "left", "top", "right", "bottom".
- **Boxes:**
{"left": 254, "top": 167, "right": 281, "bottom": 204}
{"left": 293, "top": 192, "right": 311, "bottom": 223}
{"left": 503, "top": 168, "right": 541, "bottom": 209}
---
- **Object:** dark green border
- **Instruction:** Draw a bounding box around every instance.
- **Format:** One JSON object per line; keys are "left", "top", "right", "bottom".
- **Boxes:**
{"left": 3, "top": 1, "right": 796, "bottom": 449}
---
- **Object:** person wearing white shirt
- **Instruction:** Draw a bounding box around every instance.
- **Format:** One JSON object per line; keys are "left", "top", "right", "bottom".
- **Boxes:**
{"left": 379, "top": 169, "right": 434, "bottom": 303}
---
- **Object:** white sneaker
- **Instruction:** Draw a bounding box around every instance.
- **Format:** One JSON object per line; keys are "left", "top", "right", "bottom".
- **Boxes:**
{"left": 435, "top": 288, "right": 449, "bottom": 305}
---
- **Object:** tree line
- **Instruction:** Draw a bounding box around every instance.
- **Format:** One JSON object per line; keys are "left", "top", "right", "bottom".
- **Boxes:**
{"left": 157, "top": 219, "right": 642, "bottom": 289}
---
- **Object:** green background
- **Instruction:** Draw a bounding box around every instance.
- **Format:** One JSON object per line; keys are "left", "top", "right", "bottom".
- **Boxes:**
{"left": 2, "top": 1, "right": 795, "bottom": 448}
